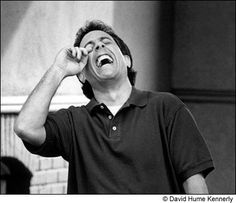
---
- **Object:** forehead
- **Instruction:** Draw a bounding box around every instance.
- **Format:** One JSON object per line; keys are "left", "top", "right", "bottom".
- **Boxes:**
{"left": 80, "top": 30, "right": 114, "bottom": 47}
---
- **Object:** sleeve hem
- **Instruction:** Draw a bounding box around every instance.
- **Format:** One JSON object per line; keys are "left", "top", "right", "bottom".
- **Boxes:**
{"left": 22, "top": 139, "right": 46, "bottom": 155}
{"left": 22, "top": 123, "right": 55, "bottom": 156}
{"left": 179, "top": 160, "right": 215, "bottom": 182}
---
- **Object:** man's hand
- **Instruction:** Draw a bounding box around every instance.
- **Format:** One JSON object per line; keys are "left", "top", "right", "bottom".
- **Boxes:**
{"left": 53, "top": 46, "right": 92, "bottom": 77}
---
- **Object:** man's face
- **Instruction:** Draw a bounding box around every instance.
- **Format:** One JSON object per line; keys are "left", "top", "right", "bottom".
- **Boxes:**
{"left": 79, "top": 30, "right": 130, "bottom": 85}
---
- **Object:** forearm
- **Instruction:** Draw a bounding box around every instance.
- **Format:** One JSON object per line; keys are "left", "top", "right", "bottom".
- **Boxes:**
{"left": 14, "top": 46, "right": 90, "bottom": 145}
{"left": 14, "top": 65, "right": 65, "bottom": 145}
{"left": 183, "top": 174, "right": 209, "bottom": 194}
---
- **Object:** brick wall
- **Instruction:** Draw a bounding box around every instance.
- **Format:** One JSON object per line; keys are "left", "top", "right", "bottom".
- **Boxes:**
{"left": 30, "top": 157, "right": 68, "bottom": 194}
{"left": 1, "top": 113, "right": 68, "bottom": 194}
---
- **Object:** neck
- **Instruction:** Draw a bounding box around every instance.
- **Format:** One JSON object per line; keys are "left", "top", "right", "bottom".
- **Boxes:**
{"left": 92, "top": 78, "right": 132, "bottom": 106}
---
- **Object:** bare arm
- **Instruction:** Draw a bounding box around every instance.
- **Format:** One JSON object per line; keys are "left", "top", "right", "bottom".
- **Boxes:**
{"left": 183, "top": 173, "right": 209, "bottom": 194}
{"left": 14, "top": 46, "right": 91, "bottom": 146}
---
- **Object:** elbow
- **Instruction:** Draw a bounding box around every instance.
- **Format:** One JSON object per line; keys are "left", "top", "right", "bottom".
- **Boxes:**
{"left": 14, "top": 116, "right": 33, "bottom": 140}
{"left": 14, "top": 117, "right": 46, "bottom": 146}
{"left": 14, "top": 118, "right": 27, "bottom": 139}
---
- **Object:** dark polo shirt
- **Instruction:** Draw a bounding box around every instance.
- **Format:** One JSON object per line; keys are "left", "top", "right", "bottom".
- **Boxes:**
{"left": 23, "top": 87, "right": 214, "bottom": 193}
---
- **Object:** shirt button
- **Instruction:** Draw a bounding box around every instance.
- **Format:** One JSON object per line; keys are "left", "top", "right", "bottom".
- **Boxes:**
{"left": 108, "top": 115, "right": 112, "bottom": 120}
{"left": 100, "top": 105, "right": 104, "bottom": 109}
{"left": 112, "top": 126, "right": 117, "bottom": 131}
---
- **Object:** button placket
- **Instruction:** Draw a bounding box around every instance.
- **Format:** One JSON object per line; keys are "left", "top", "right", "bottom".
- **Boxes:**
{"left": 109, "top": 116, "right": 120, "bottom": 139}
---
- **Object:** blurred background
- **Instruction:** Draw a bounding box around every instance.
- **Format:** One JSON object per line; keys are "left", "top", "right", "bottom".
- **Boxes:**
{"left": 1, "top": 1, "right": 235, "bottom": 194}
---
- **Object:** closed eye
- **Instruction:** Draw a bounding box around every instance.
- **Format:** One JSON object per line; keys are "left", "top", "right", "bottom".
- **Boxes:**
{"left": 84, "top": 37, "right": 113, "bottom": 50}
{"left": 101, "top": 37, "right": 112, "bottom": 44}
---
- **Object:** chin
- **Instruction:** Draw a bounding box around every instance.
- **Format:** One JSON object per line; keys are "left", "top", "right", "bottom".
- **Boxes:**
{"left": 98, "top": 69, "right": 117, "bottom": 78}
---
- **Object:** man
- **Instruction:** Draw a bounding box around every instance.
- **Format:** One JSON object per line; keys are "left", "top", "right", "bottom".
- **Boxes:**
{"left": 14, "top": 20, "right": 214, "bottom": 194}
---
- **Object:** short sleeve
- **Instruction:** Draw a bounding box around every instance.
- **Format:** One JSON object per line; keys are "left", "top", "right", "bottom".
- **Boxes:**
{"left": 167, "top": 106, "right": 214, "bottom": 182}
{"left": 23, "top": 108, "right": 73, "bottom": 161}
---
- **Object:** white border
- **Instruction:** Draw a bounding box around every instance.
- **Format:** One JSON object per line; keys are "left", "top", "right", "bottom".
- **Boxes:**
{"left": 1, "top": 95, "right": 90, "bottom": 113}
{"left": 0, "top": 195, "right": 235, "bottom": 203}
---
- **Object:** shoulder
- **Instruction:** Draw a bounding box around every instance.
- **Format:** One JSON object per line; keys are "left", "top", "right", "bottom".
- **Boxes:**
{"left": 145, "top": 90, "right": 185, "bottom": 110}
{"left": 48, "top": 105, "right": 84, "bottom": 118}
{"left": 139, "top": 89, "right": 186, "bottom": 124}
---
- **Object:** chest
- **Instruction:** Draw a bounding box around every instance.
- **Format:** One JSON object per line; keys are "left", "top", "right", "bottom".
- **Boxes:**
{"left": 74, "top": 106, "right": 167, "bottom": 163}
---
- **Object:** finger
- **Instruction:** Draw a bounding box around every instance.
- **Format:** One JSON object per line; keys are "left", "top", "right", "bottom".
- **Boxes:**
{"left": 65, "top": 48, "right": 73, "bottom": 59}
{"left": 74, "top": 47, "right": 82, "bottom": 60}
{"left": 70, "top": 47, "right": 77, "bottom": 58}
{"left": 80, "top": 47, "right": 89, "bottom": 56}
{"left": 80, "top": 48, "right": 89, "bottom": 65}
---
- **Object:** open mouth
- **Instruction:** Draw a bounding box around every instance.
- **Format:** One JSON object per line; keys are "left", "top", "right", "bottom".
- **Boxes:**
{"left": 96, "top": 54, "right": 114, "bottom": 68}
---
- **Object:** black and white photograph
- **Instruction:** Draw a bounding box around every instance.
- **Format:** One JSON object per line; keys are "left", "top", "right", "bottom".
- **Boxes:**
{"left": 1, "top": 1, "right": 235, "bottom": 200}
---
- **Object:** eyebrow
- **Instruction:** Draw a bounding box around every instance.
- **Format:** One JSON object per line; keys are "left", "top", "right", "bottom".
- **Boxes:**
{"left": 83, "top": 36, "right": 112, "bottom": 48}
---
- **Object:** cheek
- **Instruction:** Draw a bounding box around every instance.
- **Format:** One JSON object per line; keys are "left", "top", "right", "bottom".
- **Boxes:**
{"left": 89, "top": 53, "right": 97, "bottom": 68}
{"left": 84, "top": 58, "right": 96, "bottom": 78}
{"left": 85, "top": 56, "right": 94, "bottom": 70}
{"left": 113, "top": 49, "right": 125, "bottom": 64}
{"left": 117, "top": 55, "right": 126, "bottom": 66}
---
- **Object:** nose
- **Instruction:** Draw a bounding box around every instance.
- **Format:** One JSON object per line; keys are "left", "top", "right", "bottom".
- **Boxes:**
{"left": 95, "top": 41, "right": 105, "bottom": 51}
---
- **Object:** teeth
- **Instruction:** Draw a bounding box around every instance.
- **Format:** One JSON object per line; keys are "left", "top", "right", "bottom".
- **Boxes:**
{"left": 96, "top": 54, "right": 113, "bottom": 67}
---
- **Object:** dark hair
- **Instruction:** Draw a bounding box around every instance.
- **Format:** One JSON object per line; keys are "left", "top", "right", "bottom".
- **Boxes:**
{"left": 74, "top": 20, "right": 137, "bottom": 99}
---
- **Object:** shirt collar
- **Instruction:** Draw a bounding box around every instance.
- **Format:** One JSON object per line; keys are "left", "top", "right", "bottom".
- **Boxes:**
{"left": 85, "top": 87, "right": 148, "bottom": 113}
{"left": 125, "top": 87, "right": 148, "bottom": 107}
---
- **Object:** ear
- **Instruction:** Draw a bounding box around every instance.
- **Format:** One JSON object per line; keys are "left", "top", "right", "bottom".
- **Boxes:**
{"left": 77, "top": 72, "right": 86, "bottom": 83}
{"left": 124, "top": 55, "right": 131, "bottom": 68}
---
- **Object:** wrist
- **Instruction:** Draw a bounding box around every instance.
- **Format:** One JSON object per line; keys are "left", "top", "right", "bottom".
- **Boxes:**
{"left": 50, "top": 64, "right": 68, "bottom": 80}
